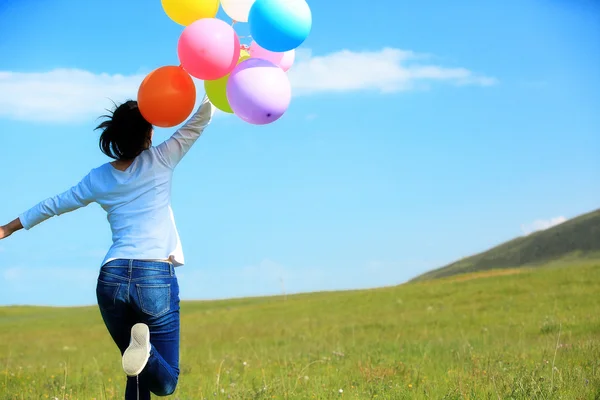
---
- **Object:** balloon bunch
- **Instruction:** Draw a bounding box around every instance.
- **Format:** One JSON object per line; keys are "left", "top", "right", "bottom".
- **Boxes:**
{"left": 137, "top": 0, "right": 312, "bottom": 127}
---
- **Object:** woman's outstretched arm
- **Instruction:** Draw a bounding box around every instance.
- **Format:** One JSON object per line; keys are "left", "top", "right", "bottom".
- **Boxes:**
{"left": 154, "top": 95, "right": 216, "bottom": 169}
{"left": 1, "top": 173, "right": 96, "bottom": 238}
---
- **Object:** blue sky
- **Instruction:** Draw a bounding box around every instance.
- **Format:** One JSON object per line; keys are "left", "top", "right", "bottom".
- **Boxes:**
{"left": 0, "top": 0, "right": 598, "bottom": 306}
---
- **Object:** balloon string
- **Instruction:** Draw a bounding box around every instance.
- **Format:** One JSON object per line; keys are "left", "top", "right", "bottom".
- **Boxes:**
{"left": 230, "top": 18, "right": 251, "bottom": 46}
{"left": 239, "top": 34, "right": 253, "bottom": 48}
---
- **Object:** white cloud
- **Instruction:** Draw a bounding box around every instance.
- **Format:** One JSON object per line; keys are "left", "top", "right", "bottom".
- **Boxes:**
{"left": 288, "top": 48, "right": 497, "bottom": 95}
{"left": 521, "top": 216, "right": 568, "bottom": 236}
{"left": 0, "top": 69, "right": 145, "bottom": 123}
{"left": 0, "top": 47, "right": 497, "bottom": 124}
{"left": 3, "top": 267, "right": 21, "bottom": 281}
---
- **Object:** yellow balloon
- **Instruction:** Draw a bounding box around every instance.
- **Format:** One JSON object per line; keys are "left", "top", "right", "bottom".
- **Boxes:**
{"left": 161, "top": 0, "right": 220, "bottom": 26}
{"left": 204, "top": 50, "right": 251, "bottom": 114}
{"left": 239, "top": 49, "right": 251, "bottom": 62}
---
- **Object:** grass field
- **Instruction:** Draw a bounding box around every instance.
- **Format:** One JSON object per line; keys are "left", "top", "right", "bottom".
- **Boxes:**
{"left": 1, "top": 261, "right": 599, "bottom": 399}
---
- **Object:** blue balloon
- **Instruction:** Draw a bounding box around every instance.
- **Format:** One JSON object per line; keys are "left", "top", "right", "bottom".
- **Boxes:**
{"left": 249, "top": 0, "right": 312, "bottom": 53}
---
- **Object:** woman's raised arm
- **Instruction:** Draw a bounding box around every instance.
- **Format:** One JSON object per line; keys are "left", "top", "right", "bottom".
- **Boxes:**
{"left": 154, "top": 95, "right": 216, "bottom": 169}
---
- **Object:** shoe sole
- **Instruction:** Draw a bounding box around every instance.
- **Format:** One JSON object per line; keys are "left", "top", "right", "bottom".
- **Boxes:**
{"left": 122, "top": 323, "right": 151, "bottom": 377}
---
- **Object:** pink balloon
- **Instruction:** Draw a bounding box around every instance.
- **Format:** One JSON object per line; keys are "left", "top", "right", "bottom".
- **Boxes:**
{"left": 178, "top": 18, "right": 240, "bottom": 81}
{"left": 249, "top": 41, "right": 295, "bottom": 72}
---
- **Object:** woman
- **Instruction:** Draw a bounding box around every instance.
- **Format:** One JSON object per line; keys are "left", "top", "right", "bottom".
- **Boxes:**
{"left": 0, "top": 95, "right": 216, "bottom": 399}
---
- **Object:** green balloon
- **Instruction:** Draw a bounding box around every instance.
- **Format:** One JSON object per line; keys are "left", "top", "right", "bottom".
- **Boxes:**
{"left": 205, "top": 74, "right": 234, "bottom": 113}
{"left": 204, "top": 50, "right": 250, "bottom": 114}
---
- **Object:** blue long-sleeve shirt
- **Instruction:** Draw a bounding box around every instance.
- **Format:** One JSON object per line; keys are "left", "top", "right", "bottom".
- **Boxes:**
{"left": 19, "top": 97, "right": 215, "bottom": 267}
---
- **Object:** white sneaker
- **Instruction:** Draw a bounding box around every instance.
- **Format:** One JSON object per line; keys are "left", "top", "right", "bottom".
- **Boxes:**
{"left": 122, "top": 323, "right": 151, "bottom": 377}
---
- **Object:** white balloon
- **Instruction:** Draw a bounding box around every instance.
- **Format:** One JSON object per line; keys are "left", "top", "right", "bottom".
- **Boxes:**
{"left": 221, "top": 0, "right": 256, "bottom": 23}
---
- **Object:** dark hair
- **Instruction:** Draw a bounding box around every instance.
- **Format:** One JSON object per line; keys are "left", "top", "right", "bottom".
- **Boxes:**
{"left": 95, "top": 100, "right": 153, "bottom": 160}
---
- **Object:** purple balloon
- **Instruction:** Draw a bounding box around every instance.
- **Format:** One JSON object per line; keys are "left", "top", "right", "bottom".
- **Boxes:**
{"left": 226, "top": 58, "right": 291, "bottom": 125}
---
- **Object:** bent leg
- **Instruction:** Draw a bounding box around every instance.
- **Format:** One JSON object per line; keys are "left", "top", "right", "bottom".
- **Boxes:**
{"left": 96, "top": 277, "right": 152, "bottom": 400}
{"left": 132, "top": 275, "right": 181, "bottom": 396}
{"left": 141, "top": 309, "right": 180, "bottom": 396}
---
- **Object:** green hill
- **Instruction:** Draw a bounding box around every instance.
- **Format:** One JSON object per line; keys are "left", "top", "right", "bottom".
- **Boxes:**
{"left": 1, "top": 261, "right": 599, "bottom": 399}
{"left": 411, "top": 208, "right": 600, "bottom": 282}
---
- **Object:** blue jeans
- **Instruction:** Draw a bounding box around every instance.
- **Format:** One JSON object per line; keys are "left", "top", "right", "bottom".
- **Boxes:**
{"left": 96, "top": 259, "right": 180, "bottom": 399}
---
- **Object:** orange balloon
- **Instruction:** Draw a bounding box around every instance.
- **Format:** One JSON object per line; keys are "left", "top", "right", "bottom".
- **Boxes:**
{"left": 138, "top": 66, "right": 196, "bottom": 128}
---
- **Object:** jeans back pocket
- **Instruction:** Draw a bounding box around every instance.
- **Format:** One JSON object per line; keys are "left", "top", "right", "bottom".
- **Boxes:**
{"left": 136, "top": 284, "right": 171, "bottom": 317}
